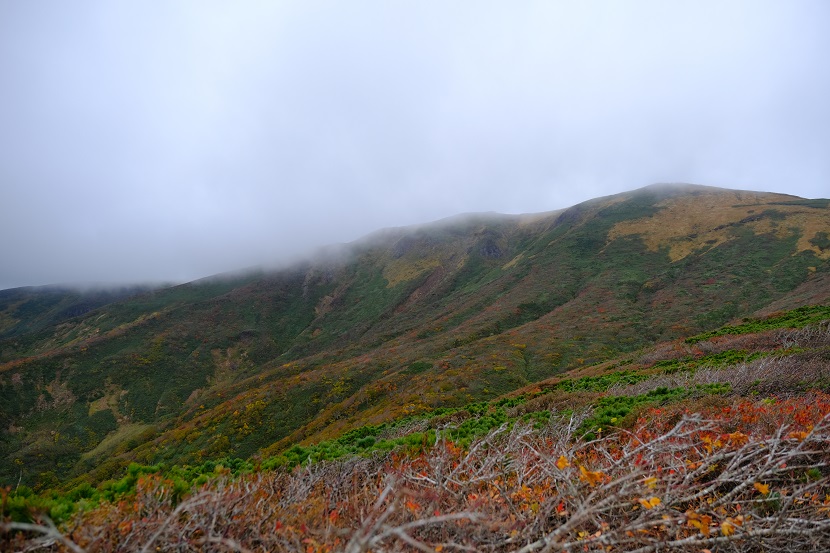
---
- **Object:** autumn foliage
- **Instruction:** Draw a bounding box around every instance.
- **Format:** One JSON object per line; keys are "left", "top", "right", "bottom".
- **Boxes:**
{"left": 4, "top": 393, "right": 830, "bottom": 552}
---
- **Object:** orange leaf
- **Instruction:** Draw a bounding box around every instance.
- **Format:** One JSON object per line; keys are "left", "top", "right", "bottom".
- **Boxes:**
{"left": 637, "top": 496, "right": 661, "bottom": 509}
{"left": 579, "top": 465, "right": 604, "bottom": 486}
{"left": 726, "top": 431, "right": 749, "bottom": 446}
{"left": 721, "top": 518, "right": 736, "bottom": 536}
{"left": 556, "top": 455, "right": 570, "bottom": 470}
{"left": 686, "top": 511, "right": 712, "bottom": 537}
{"left": 788, "top": 430, "right": 809, "bottom": 441}
{"left": 753, "top": 482, "right": 770, "bottom": 495}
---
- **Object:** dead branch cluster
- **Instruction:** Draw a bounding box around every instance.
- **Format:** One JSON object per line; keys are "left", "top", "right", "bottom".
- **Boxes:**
{"left": 4, "top": 399, "right": 830, "bottom": 553}
{"left": 611, "top": 354, "right": 830, "bottom": 398}
{"left": 618, "top": 322, "right": 830, "bottom": 399}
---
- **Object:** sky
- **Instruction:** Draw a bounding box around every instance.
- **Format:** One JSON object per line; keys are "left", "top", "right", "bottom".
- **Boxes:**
{"left": 1, "top": 1, "right": 828, "bottom": 290}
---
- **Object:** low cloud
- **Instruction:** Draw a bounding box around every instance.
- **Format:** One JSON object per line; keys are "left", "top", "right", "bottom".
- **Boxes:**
{"left": 1, "top": 1, "right": 828, "bottom": 289}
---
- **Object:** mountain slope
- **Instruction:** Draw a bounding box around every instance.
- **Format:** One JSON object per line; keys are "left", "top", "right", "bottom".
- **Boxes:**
{"left": 1, "top": 183, "right": 829, "bottom": 488}
{"left": 0, "top": 285, "right": 156, "bottom": 342}
{"left": 5, "top": 302, "right": 830, "bottom": 552}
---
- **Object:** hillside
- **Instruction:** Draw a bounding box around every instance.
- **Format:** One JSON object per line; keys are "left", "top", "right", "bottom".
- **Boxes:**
{"left": 1, "top": 183, "right": 829, "bottom": 489}
{"left": 4, "top": 303, "right": 830, "bottom": 551}
{"left": 0, "top": 285, "right": 157, "bottom": 341}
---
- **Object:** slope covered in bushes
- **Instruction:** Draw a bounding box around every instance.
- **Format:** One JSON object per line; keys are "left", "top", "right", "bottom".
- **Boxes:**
{"left": 3, "top": 310, "right": 830, "bottom": 551}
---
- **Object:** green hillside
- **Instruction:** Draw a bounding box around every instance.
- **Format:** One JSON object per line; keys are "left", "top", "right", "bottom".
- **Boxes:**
{"left": 0, "top": 285, "right": 156, "bottom": 341}
{"left": 2, "top": 183, "right": 829, "bottom": 489}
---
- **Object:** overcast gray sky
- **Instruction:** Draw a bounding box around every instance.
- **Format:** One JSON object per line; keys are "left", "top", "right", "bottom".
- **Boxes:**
{"left": 1, "top": 1, "right": 828, "bottom": 290}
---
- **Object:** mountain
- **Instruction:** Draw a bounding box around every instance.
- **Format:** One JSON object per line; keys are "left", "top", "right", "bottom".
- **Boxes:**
{"left": 2, "top": 183, "right": 829, "bottom": 489}
{"left": 0, "top": 284, "right": 158, "bottom": 341}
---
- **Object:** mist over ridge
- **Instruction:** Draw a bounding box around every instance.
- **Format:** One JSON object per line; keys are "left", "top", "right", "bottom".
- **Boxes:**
{"left": 2, "top": 1, "right": 828, "bottom": 290}
{"left": 4, "top": 182, "right": 824, "bottom": 293}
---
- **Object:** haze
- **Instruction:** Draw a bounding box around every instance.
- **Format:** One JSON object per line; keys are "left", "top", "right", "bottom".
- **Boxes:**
{"left": 2, "top": 1, "right": 828, "bottom": 290}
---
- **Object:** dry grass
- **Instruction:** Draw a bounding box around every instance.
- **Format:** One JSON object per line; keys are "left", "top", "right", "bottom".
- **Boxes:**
{"left": 607, "top": 191, "right": 829, "bottom": 261}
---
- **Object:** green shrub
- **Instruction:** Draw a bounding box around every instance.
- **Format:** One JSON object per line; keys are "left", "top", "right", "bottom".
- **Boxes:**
{"left": 686, "top": 305, "right": 830, "bottom": 344}
{"left": 554, "top": 371, "right": 650, "bottom": 392}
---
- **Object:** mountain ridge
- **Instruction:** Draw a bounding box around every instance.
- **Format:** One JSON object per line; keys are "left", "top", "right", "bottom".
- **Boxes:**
{"left": 1, "top": 183, "right": 829, "bottom": 489}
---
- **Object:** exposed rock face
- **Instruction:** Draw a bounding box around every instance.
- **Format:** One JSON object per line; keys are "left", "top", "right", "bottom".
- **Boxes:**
{"left": 479, "top": 239, "right": 503, "bottom": 259}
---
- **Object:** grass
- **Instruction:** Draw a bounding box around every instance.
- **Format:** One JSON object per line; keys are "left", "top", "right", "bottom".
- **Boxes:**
{"left": 79, "top": 423, "right": 153, "bottom": 462}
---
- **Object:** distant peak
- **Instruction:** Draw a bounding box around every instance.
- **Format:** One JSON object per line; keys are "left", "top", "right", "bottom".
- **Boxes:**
{"left": 635, "top": 182, "right": 723, "bottom": 194}
{"left": 628, "top": 183, "right": 805, "bottom": 202}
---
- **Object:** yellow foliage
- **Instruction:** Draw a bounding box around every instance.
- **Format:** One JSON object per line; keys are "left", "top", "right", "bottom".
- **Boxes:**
{"left": 788, "top": 430, "right": 809, "bottom": 441}
{"left": 637, "top": 496, "right": 661, "bottom": 509}
{"left": 383, "top": 257, "right": 440, "bottom": 287}
{"left": 721, "top": 516, "right": 743, "bottom": 536}
{"left": 726, "top": 431, "right": 749, "bottom": 446}
{"left": 579, "top": 465, "right": 605, "bottom": 487}
{"left": 686, "top": 511, "right": 712, "bottom": 537}
{"left": 607, "top": 190, "right": 830, "bottom": 261}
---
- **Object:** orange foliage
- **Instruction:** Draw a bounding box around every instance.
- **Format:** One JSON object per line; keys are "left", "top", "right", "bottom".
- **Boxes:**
{"left": 5, "top": 393, "right": 830, "bottom": 552}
